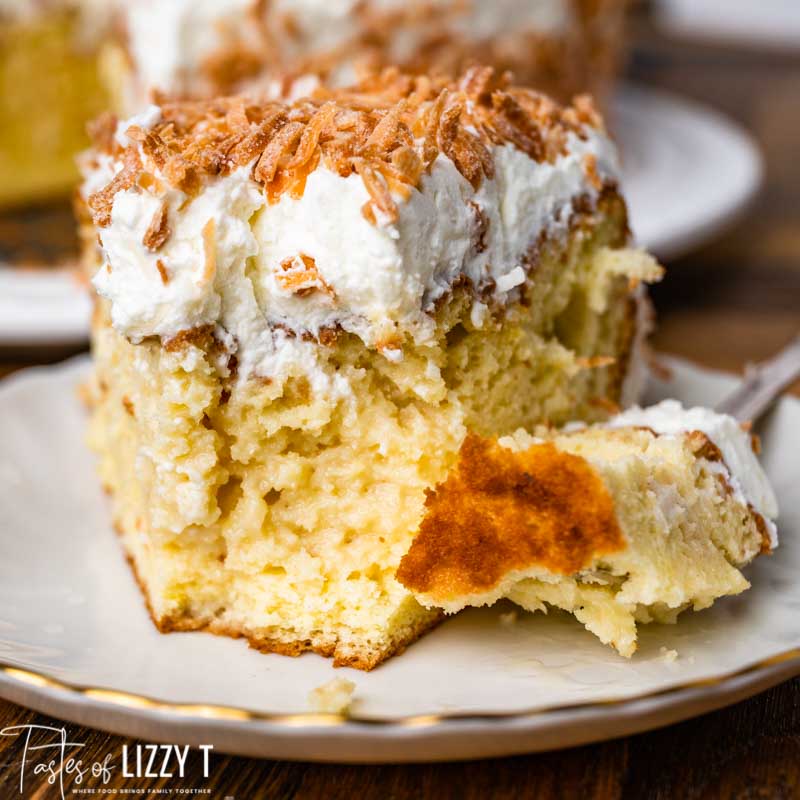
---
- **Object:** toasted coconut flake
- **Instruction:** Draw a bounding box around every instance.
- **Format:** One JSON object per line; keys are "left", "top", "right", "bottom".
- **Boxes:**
{"left": 421, "top": 89, "right": 448, "bottom": 169}
{"left": 267, "top": 147, "right": 321, "bottom": 203}
{"left": 489, "top": 92, "right": 545, "bottom": 163}
{"left": 685, "top": 430, "right": 725, "bottom": 463}
{"left": 88, "top": 147, "right": 142, "bottom": 227}
{"left": 569, "top": 94, "right": 604, "bottom": 132}
{"left": 253, "top": 121, "right": 304, "bottom": 185}
{"left": 434, "top": 96, "right": 461, "bottom": 160}
{"left": 137, "top": 171, "right": 166, "bottom": 194}
{"left": 583, "top": 153, "right": 602, "bottom": 191}
{"left": 468, "top": 201, "right": 489, "bottom": 254}
{"left": 459, "top": 65, "right": 497, "bottom": 106}
{"left": 355, "top": 160, "right": 398, "bottom": 224}
{"left": 227, "top": 107, "right": 287, "bottom": 170}
{"left": 576, "top": 355, "right": 616, "bottom": 369}
{"left": 375, "top": 162, "right": 414, "bottom": 200}
{"left": 286, "top": 102, "right": 337, "bottom": 169}
{"left": 86, "top": 67, "right": 611, "bottom": 227}
{"left": 363, "top": 100, "right": 408, "bottom": 156}
{"left": 452, "top": 131, "right": 490, "bottom": 189}
{"left": 200, "top": 219, "right": 217, "bottom": 286}
{"left": 391, "top": 145, "right": 424, "bottom": 186}
{"left": 143, "top": 201, "right": 171, "bottom": 252}
{"left": 125, "top": 126, "right": 170, "bottom": 171}
{"left": 163, "top": 324, "right": 216, "bottom": 353}
{"left": 155, "top": 259, "right": 170, "bottom": 285}
{"left": 276, "top": 254, "right": 334, "bottom": 298}
{"left": 361, "top": 202, "right": 377, "bottom": 225}
{"left": 224, "top": 98, "right": 251, "bottom": 132}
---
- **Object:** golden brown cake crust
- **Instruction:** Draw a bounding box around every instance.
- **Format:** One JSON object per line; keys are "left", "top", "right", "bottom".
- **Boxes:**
{"left": 397, "top": 434, "right": 625, "bottom": 602}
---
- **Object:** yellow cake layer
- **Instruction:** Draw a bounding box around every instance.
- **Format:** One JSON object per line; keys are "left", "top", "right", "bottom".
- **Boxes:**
{"left": 87, "top": 195, "right": 654, "bottom": 669}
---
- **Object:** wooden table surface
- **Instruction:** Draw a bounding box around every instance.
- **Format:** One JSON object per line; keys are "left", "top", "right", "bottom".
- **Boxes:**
{"left": 1, "top": 24, "right": 799, "bottom": 800}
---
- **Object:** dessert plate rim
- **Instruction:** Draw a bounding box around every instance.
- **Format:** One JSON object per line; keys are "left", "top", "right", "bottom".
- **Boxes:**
{"left": 0, "top": 354, "right": 798, "bottom": 761}
{"left": 1, "top": 636, "right": 798, "bottom": 763}
{"left": 0, "top": 267, "right": 91, "bottom": 346}
{"left": 654, "top": 0, "right": 800, "bottom": 51}
{"left": 0, "top": 84, "right": 762, "bottom": 347}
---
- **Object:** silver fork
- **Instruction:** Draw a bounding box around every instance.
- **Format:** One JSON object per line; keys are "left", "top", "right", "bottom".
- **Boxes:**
{"left": 715, "top": 335, "right": 800, "bottom": 422}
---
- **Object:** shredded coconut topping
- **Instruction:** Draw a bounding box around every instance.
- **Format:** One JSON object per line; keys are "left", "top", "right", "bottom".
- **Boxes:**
{"left": 82, "top": 66, "right": 625, "bottom": 384}
{"left": 87, "top": 67, "right": 605, "bottom": 235}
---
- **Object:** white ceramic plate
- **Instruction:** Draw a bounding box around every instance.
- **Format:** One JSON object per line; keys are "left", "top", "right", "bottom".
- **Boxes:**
{"left": 0, "top": 356, "right": 798, "bottom": 762}
{"left": 0, "top": 268, "right": 91, "bottom": 346}
{"left": 0, "top": 86, "right": 761, "bottom": 347}
{"left": 655, "top": 0, "right": 800, "bottom": 51}
{"left": 614, "top": 85, "right": 763, "bottom": 261}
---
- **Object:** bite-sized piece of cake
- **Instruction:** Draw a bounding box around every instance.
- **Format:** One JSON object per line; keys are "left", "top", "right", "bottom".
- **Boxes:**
{"left": 0, "top": 0, "right": 112, "bottom": 207}
{"left": 106, "top": 0, "right": 628, "bottom": 115}
{"left": 81, "top": 68, "right": 661, "bottom": 670}
{"left": 398, "top": 400, "right": 778, "bottom": 657}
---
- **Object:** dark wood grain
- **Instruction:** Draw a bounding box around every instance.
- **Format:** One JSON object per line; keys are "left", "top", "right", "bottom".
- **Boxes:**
{"left": 1, "top": 23, "right": 799, "bottom": 800}
{"left": 2, "top": 679, "right": 800, "bottom": 799}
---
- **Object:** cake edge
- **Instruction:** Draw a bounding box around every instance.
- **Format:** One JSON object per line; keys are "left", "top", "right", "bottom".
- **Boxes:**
{"left": 115, "top": 522, "right": 444, "bottom": 672}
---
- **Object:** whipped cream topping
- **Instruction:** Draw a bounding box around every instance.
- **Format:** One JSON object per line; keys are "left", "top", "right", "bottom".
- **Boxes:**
{"left": 92, "top": 162, "right": 356, "bottom": 397}
{"left": 120, "top": 0, "right": 573, "bottom": 111}
{"left": 249, "top": 133, "right": 618, "bottom": 348}
{"left": 87, "top": 108, "right": 620, "bottom": 376}
{"left": 610, "top": 400, "right": 779, "bottom": 545}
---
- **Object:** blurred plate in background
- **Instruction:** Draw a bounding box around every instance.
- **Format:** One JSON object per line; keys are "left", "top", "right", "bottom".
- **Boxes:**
{"left": 0, "top": 268, "right": 90, "bottom": 346}
{"left": 616, "top": 84, "right": 763, "bottom": 261}
{"left": 0, "top": 85, "right": 763, "bottom": 346}
{"left": 656, "top": 0, "right": 800, "bottom": 50}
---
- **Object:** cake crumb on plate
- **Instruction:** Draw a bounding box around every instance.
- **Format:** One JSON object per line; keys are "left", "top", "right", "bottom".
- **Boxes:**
{"left": 308, "top": 678, "right": 356, "bottom": 714}
{"left": 499, "top": 609, "right": 519, "bottom": 627}
{"left": 659, "top": 647, "right": 679, "bottom": 663}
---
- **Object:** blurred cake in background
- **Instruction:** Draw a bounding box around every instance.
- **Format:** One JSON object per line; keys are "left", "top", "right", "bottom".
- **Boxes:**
{"left": 107, "top": 0, "right": 629, "bottom": 115}
{"left": 0, "top": 0, "right": 112, "bottom": 208}
{"left": 0, "top": 0, "right": 629, "bottom": 208}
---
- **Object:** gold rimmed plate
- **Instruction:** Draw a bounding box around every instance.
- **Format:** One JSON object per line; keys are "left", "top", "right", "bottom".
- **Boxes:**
{"left": 0, "top": 357, "right": 798, "bottom": 762}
